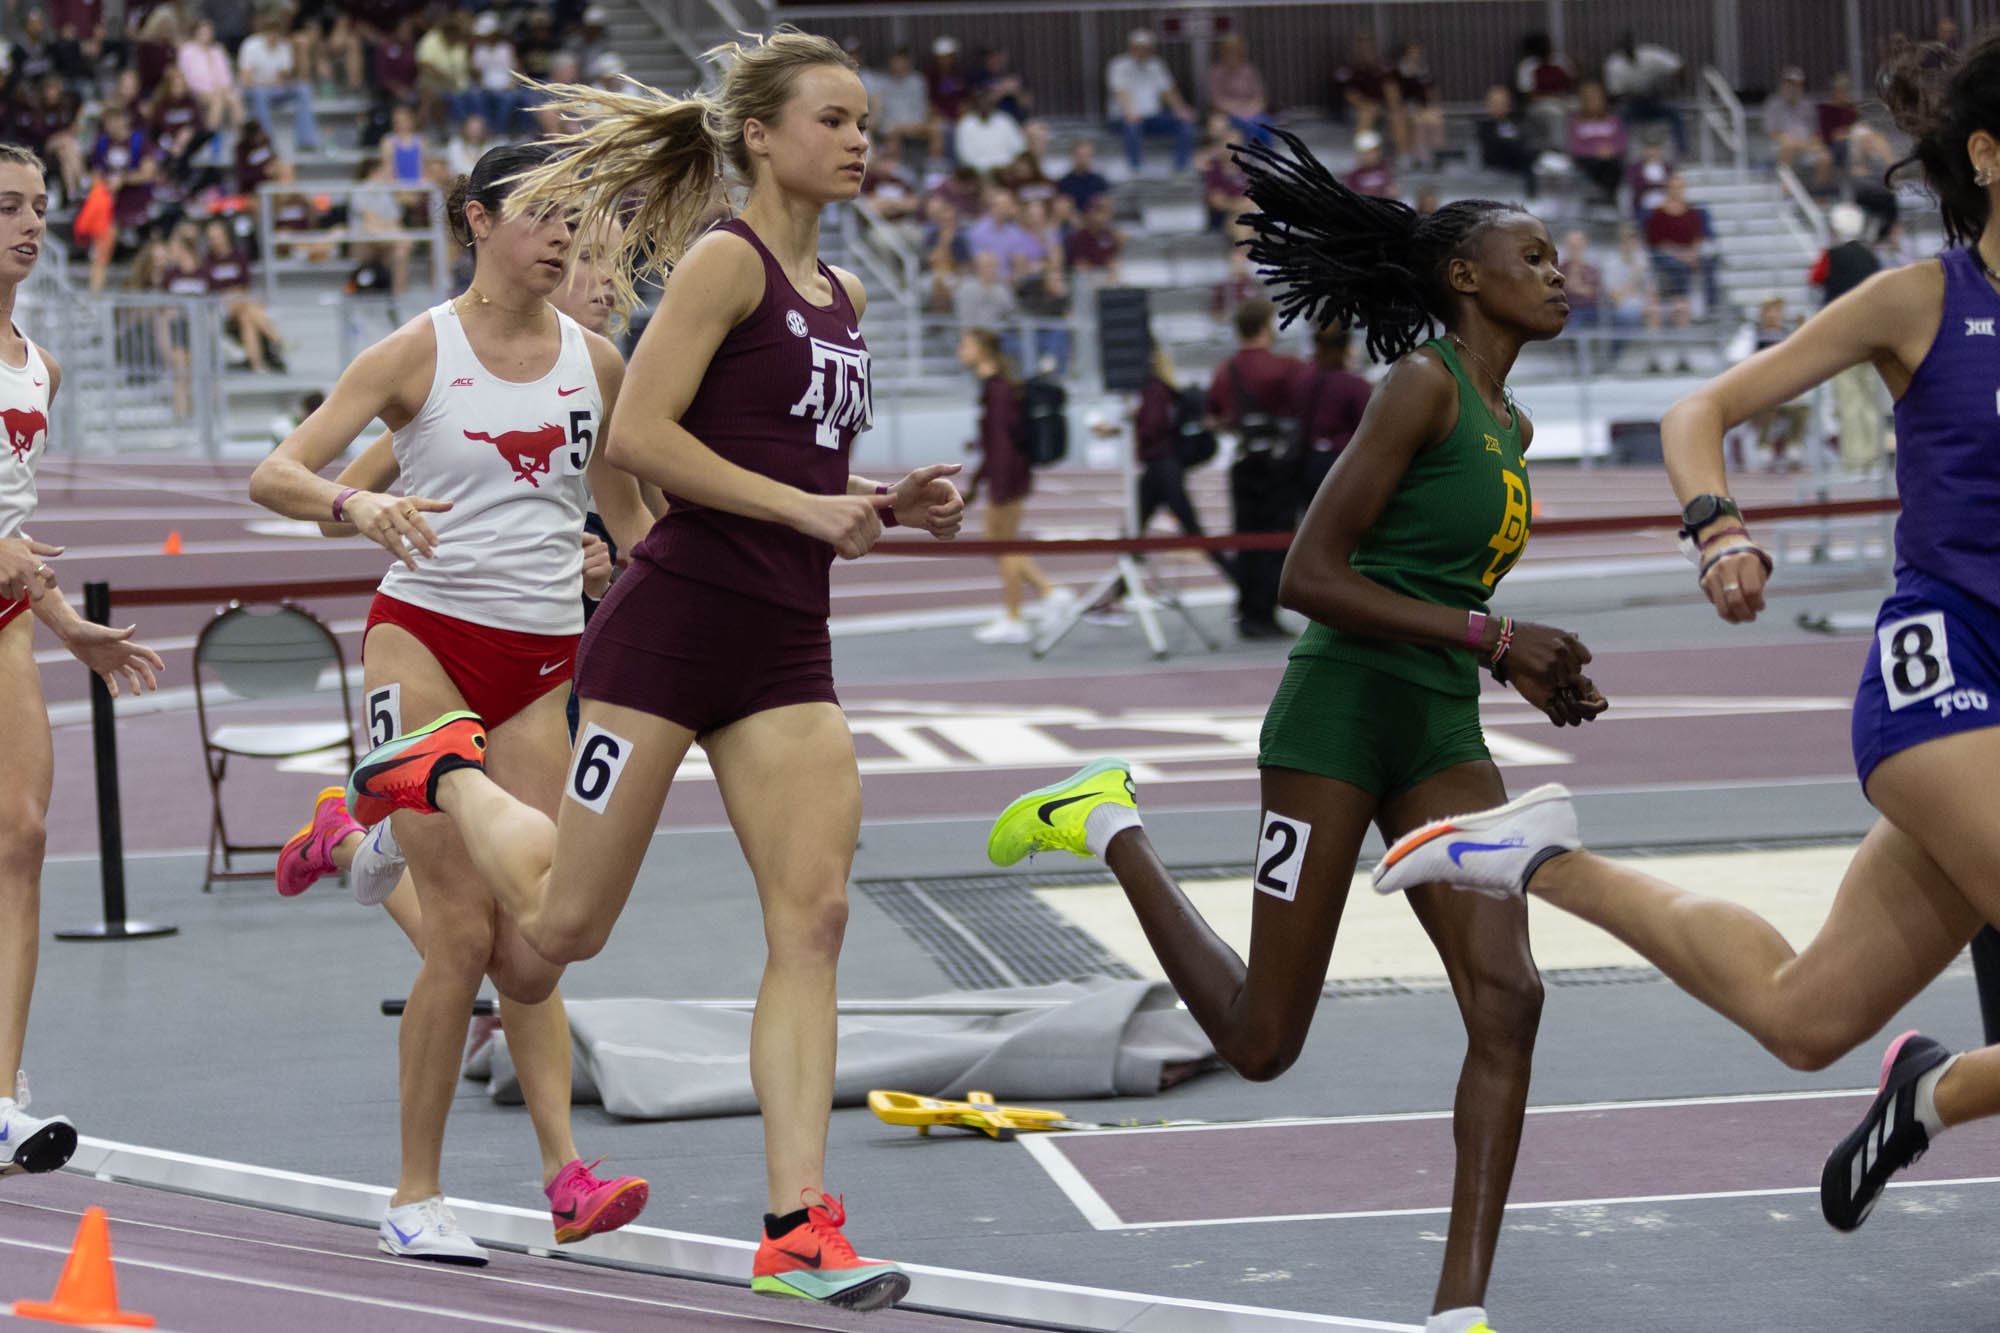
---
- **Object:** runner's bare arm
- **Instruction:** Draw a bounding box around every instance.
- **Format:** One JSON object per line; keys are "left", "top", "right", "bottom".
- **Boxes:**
{"left": 317, "top": 430, "right": 398, "bottom": 538}
{"left": 28, "top": 563, "right": 164, "bottom": 697}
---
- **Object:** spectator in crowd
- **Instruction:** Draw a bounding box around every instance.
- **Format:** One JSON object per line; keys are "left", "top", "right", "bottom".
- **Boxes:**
{"left": 1598, "top": 220, "right": 1660, "bottom": 334}
{"left": 444, "top": 112, "right": 488, "bottom": 179}
{"left": 860, "top": 155, "right": 924, "bottom": 222}
{"left": 1198, "top": 111, "right": 1253, "bottom": 235}
{"left": 1477, "top": 84, "right": 1537, "bottom": 195}
{"left": 965, "top": 186, "right": 1045, "bottom": 281}
{"left": 379, "top": 102, "right": 425, "bottom": 186}
{"left": 178, "top": 17, "right": 243, "bottom": 138}
{"left": 587, "top": 50, "right": 627, "bottom": 93}
{"left": 238, "top": 9, "right": 319, "bottom": 155}
{"left": 1346, "top": 129, "right": 1396, "bottom": 197}
{"left": 149, "top": 221, "right": 208, "bottom": 419}
{"left": 1131, "top": 338, "right": 1233, "bottom": 580}
{"left": 1056, "top": 138, "right": 1110, "bottom": 218}
{"left": 1413, "top": 183, "right": 1441, "bottom": 215}
{"left": 300, "top": 9, "right": 365, "bottom": 95}
{"left": 972, "top": 45, "right": 1031, "bottom": 122}
{"left": 922, "top": 194, "right": 969, "bottom": 312}
{"left": 1567, "top": 80, "right": 1628, "bottom": 204}
{"left": 1766, "top": 67, "right": 1831, "bottom": 189}
{"left": 350, "top": 158, "right": 413, "bottom": 296}
{"left": 928, "top": 35, "right": 972, "bottom": 126}
{"left": 998, "top": 122, "right": 1058, "bottom": 209}
{"left": 49, "top": 15, "right": 102, "bottom": 96}
{"left": 1332, "top": 28, "right": 1394, "bottom": 135}
{"left": 1064, "top": 191, "right": 1123, "bottom": 280}
{"left": 6, "top": 8, "right": 57, "bottom": 94}
{"left": 132, "top": 4, "right": 181, "bottom": 98}
{"left": 531, "top": 51, "right": 587, "bottom": 135}
{"left": 233, "top": 118, "right": 282, "bottom": 194}
{"left": 1210, "top": 245, "right": 1260, "bottom": 320}
{"left": 1293, "top": 323, "right": 1371, "bottom": 504}
{"left": 1206, "top": 33, "right": 1272, "bottom": 146}
{"left": 1645, "top": 170, "right": 1717, "bottom": 319}
{"left": 1626, "top": 128, "right": 1674, "bottom": 217}
{"left": 416, "top": 9, "right": 475, "bottom": 136}
{"left": 1725, "top": 295, "right": 1808, "bottom": 468}
{"left": 569, "top": 4, "right": 611, "bottom": 73}
{"left": 954, "top": 250, "right": 1016, "bottom": 332}
{"left": 1106, "top": 28, "right": 1195, "bottom": 172}
{"left": 469, "top": 12, "right": 520, "bottom": 135}
{"left": 1208, "top": 296, "right": 1307, "bottom": 638}
{"left": 15, "top": 72, "right": 84, "bottom": 204}
{"left": 147, "top": 64, "right": 211, "bottom": 184}
{"left": 1514, "top": 29, "right": 1574, "bottom": 150}
{"left": 1557, "top": 228, "right": 1603, "bottom": 324}
{"left": 513, "top": 8, "right": 560, "bottom": 84}
{"left": 1015, "top": 195, "right": 1072, "bottom": 372}
{"left": 1389, "top": 40, "right": 1446, "bottom": 170}
{"left": 204, "top": 217, "right": 287, "bottom": 373}
{"left": 954, "top": 86, "right": 1027, "bottom": 173}
{"left": 867, "top": 46, "right": 940, "bottom": 163}
{"left": 1603, "top": 30, "right": 1686, "bottom": 151}
{"left": 1818, "top": 71, "right": 1894, "bottom": 182}
{"left": 931, "top": 162, "right": 984, "bottom": 220}
{"left": 1813, "top": 201, "right": 1886, "bottom": 471}
{"left": 960, "top": 325, "right": 1061, "bottom": 644}
{"left": 371, "top": 15, "right": 421, "bottom": 106}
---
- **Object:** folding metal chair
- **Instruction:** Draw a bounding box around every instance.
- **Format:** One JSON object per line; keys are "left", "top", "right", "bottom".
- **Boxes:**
{"left": 193, "top": 601, "right": 356, "bottom": 890}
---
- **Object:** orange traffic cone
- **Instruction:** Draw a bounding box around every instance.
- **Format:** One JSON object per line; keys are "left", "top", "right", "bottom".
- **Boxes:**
{"left": 161, "top": 531, "right": 182, "bottom": 555}
{"left": 10, "top": 1206, "right": 155, "bottom": 1327}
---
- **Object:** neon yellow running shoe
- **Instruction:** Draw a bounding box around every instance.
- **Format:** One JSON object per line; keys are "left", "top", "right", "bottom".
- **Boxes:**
{"left": 986, "top": 758, "right": 1136, "bottom": 866}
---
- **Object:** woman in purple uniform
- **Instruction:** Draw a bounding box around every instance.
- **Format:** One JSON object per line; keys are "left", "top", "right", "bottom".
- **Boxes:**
{"left": 1373, "top": 30, "right": 2000, "bottom": 1238}
{"left": 345, "top": 30, "right": 964, "bottom": 1311}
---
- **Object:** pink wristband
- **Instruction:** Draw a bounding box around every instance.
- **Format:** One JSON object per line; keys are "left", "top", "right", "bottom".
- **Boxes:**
{"left": 331, "top": 487, "right": 360, "bottom": 522}
{"left": 1464, "top": 610, "right": 1487, "bottom": 651}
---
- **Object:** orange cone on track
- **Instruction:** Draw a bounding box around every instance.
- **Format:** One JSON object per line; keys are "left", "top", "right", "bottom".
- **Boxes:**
{"left": 10, "top": 1206, "right": 156, "bottom": 1327}
{"left": 161, "top": 531, "right": 182, "bottom": 555}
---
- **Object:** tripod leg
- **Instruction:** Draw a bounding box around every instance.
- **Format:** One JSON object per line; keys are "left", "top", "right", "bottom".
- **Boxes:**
{"left": 1032, "top": 562, "right": 1128, "bottom": 658}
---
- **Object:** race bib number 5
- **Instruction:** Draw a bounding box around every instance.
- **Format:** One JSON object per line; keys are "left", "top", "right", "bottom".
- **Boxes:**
{"left": 1878, "top": 611, "right": 1955, "bottom": 710}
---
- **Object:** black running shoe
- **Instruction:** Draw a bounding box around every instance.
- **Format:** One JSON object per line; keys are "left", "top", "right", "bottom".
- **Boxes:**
{"left": 1821, "top": 1029, "right": 1953, "bottom": 1231}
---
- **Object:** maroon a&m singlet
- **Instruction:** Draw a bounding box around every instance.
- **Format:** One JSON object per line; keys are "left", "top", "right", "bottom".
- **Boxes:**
{"left": 629, "top": 219, "right": 872, "bottom": 617}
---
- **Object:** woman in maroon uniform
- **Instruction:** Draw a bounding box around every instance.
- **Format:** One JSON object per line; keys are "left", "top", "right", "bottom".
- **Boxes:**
{"left": 348, "top": 31, "right": 963, "bottom": 1310}
{"left": 960, "top": 325, "right": 1057, "bottom": 643}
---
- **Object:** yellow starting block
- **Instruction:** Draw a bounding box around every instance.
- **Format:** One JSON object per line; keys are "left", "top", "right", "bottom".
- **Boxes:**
{"left": 867, "top": 1090, "right": 1093, "bottom": 1140}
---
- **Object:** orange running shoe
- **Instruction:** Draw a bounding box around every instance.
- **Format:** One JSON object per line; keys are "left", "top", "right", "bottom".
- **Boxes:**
{"left": 347, "top": 710, "right": 487, "bottom": 826}
{"left": 751, "top": 1191, "right": 909, "bottom": 1311}
{"left": 277, "top": 786, "right": 363, "bottom": 897}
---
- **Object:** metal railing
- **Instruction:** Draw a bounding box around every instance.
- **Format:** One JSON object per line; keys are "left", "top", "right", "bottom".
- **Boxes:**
{"left": 255, "top": 181, "right": 451, "bottom": 305}
{"left": 1695, "top": 66, "right": 1750, "bottom": 179}
{"left": 1775, "top": 162, "right": 1830, "bottom": 257}
{"left": 22, "top": 291, "right": 228, "bottom": 456}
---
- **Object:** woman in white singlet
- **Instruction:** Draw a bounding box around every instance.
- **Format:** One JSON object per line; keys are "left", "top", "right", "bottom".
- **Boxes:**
{"left": 248, "top": 142, "right": 655, "bottom": 1265}
{"left": 0, "top": 142, "right": 164, "bottom": 1177}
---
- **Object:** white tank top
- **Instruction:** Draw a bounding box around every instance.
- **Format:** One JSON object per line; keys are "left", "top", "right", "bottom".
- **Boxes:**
{"left": 378, "top": 302, "right": 601, "bottom": 635}
{"left": 0, "top": 329, "right": 52, "bottom": 541}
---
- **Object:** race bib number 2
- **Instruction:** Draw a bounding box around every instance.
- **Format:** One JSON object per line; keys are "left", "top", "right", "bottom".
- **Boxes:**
{"left": 565, "top": 722, "right": 634, "bottom": 814}
{"left": 1878, "top": 611, "right": 1955, "bottom": 710}
{"left": 1253, "top": 812, "right": 1312, "bottom": 903}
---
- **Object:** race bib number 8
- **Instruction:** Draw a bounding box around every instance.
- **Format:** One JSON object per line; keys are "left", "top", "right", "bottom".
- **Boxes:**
{"left": 365, "top": 684, "right": 401, "bottom": 748}
{"left": 1878, "top": 611, "right": 1955, "bottom": 711}
{"left": 1253, "top": 812, "right": 1312, "bottom": 903}
{"left": 565, "top": 722, "right": 634, "bottom": 814}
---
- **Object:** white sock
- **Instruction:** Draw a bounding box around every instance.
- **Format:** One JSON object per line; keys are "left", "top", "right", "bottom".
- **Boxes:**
{"left": 1914, "top": 1052, "right": 1961, "bottom": 1138}
{"left": 1425, "top": 1308, "right": 1488, "bottom": 1333}
{"left": 1083, "top": 803, "right": 1142, "bottom": 859}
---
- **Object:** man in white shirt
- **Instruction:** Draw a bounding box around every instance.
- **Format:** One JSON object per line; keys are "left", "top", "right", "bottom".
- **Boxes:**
{"left": 954, "top": 88, "right": 1026, "bottom": 173}
{"left": 867, "top": 45, "right": 942, "bottom": 163}
{"left": 237, "top": 10, "right": 319, "bottom": 153}
{"left": 1105, "top": 29, "right": 1193, "bottom": 171}
{"left": 469, "top": 12, "right": 521, "bottom": 135}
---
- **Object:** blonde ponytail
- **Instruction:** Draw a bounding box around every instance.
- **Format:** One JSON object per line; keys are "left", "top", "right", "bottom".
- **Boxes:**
{"left": 502, "top": 27, "right": 857, "bottom": 313}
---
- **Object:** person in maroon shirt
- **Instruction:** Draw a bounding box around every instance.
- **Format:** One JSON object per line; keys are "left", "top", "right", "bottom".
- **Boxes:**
{"left": 1064, "top": 192, "right": 1122, "bottom": 278}
{"left": 1389, "top": 41, "right": 1446, "bottom": 169}
{"left": 1133, "top": 338, "right": 1233, "bottom": 580}
{"left": 203, "top": 218, "right": 286, "bottom": 373}
{"left": 1644, "top": 171, "right": 1717, "bottom": 313}
{"left": 1332, "top": 28, "right": 1396, "bottom": 137}
{"left": 1818, "top": 71, "right": 1894, "bottom": 181}
{"left": 341, "top": 34, "right": 963, "bottom": 1307}
{"left": 961, "top": 326, "right": 1056, "bottom": 643}
{"left": 1208, "top": 296, "right": 1308, "bottom": 637}
{"left": 147, "top": 65, "right": 209, "bottom": 168}
{"left": 1566, "top": 80, "right": 1627, "bottom": 204}
{"left": 371, "top": 16, "right": 420, "bottom": 103}
{"left": 1293, "top": 323, "right": 1372, "bottom": 506}
{"left": 927, "top": 35, "right": 970, "bottom": 124}
{"left": 16, "top": 75, "right": 83, "bottom": 204}
{"left": 1345, "top": 130, "right": 1396, "bottom": 198}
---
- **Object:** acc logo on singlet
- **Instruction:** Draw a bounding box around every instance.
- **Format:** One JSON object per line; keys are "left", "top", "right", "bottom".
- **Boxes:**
{"left": 2, "top": 406, "right": 45, "bottom": 461}
{"left": 789, "top": 339, "right": 872, "bottom": 449}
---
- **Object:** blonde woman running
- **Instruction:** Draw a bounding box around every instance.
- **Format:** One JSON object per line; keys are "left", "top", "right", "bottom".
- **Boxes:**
{"left": 347, "top": 31, "right": 965, "bottom": 1308}
{"left": 249, "top": 142, "right": 654, "bottom": 1264}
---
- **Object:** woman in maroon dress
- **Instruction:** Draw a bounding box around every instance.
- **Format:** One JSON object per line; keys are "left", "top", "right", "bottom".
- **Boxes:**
{"left": 960, "top": 325, "right": 1057, "bottom": 642}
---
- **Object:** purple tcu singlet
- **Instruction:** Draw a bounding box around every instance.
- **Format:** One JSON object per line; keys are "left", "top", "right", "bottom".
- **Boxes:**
{"left": 1889, "top": 246, "right": 2000, "bottom": 601}
{"left": 630, "top": 219, "right": 872, "bottom": 618}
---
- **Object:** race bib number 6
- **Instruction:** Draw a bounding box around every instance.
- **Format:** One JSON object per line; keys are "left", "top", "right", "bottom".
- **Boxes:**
{"left": 1878, "top": 611, "right": 1955, "bottom": 711}
{"left": 565, "top": 722, "right": 634, "bottom": 814}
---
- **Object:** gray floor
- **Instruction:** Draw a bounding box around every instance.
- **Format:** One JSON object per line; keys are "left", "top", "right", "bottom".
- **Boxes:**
{"left": 25, "top": 559, "right": 1992, "bottom": 1331}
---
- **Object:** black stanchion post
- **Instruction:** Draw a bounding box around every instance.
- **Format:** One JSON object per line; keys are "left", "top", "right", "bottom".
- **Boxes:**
{"left": 56, "top": 580, "right": 176, "bottom": 942}
{"left": 1971, "top": 927, "right": 2000, "bottom": 1045}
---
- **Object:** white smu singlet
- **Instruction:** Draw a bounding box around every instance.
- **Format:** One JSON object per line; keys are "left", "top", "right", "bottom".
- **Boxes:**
{"left": 378, "top": 302, "right": 601, "bottom": 635}
{"left": 0, "top": 328, "right": 52, "bottom": 541}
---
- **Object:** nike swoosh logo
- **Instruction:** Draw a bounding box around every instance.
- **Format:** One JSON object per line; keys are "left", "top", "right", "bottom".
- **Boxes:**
{"left": 30, "top": 379, "right": 42, "bottom": 387}
{"left": 1037, "top": 793, "right": 1089, "bottom": 823}
{"left": 0, "top": 1123, "right": 10, "bottom": 1143}
{"left": 1446, "top": 838, "right": 1525, "bottom": 866}
{"left": 845, "top": 327, "right": 862, "bottom": 340}
{"left": 556, "top": 385, "right": 585, "bottom": 396}
{"left": 552, "top": 1204, "right": 578, "bottom": 1221}
{"left": 538, "top": 660, "right": 568, "bottom": 676}
{"left": 797, "top": 1245, "right": 823, "bottom": 1267}
{"left": 386, "top": 1220, "right": 421, "bottom": 1245}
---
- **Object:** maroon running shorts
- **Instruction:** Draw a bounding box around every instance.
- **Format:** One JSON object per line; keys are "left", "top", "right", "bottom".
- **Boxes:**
{"left": 573, "top": 562, "right": 839, "bottom": 736}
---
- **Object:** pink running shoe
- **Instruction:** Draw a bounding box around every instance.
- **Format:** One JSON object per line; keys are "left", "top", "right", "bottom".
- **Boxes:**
{"left": 546, "top": 1158, "right": 649, "bottom": 1245}
{"left": 277, "top": 787, "right": 364, "bottom": 897}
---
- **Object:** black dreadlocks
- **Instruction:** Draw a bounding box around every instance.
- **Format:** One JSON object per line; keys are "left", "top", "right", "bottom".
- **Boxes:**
{"left": 1231, "top": 126, "right": 1521, "bottom": 365}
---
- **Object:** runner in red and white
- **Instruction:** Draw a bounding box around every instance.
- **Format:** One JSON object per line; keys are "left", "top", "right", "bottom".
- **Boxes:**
{"left": 0, "top": 142, "right": 164, "bottom": 1177}
{"left": 249, "top": 142, "right": 653, "bottom": 1265}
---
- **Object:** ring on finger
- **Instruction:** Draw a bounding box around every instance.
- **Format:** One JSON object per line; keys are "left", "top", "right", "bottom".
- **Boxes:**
{"left": 1723, "top": 583, "right": 1741, "bottom": 592}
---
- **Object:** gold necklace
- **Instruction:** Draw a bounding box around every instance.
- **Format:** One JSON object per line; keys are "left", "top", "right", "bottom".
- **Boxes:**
{"left": 1449, "top": 334, "right": 1516, "bottom": 417}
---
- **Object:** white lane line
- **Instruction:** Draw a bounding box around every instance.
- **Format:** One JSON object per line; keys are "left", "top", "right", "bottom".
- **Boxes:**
{"left": 1018, "top": 1134, "right": 1126, "bottom": 1229}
